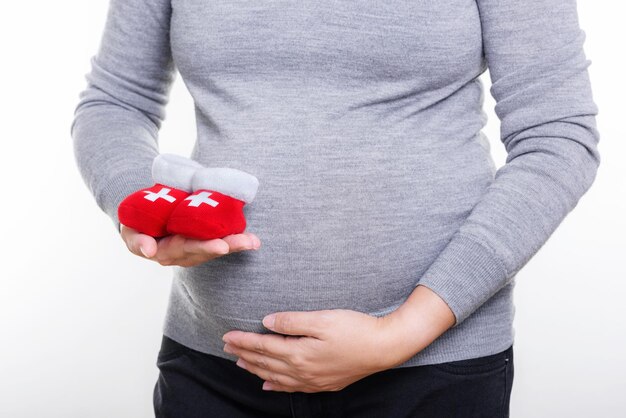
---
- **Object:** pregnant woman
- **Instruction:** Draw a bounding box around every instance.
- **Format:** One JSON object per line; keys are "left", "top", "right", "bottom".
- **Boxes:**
{"left": 70, "top": 0, "right": 600, "bottom": 417}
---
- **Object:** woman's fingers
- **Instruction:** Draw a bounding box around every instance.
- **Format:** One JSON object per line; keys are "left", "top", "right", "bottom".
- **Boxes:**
{"left": 183, "top": 237, "right": 231, "bottom": 256}
{"left": 154, "top": 234, "right": 188, "bottom": 264}
{"left": 222, "top": 232, "right": 261, "bottom": 252}
{"left": 183, "top": 232, "right": 260, "bottom": 256}
{"left": 121, "top": 223, "right": 261, "bottom": 266}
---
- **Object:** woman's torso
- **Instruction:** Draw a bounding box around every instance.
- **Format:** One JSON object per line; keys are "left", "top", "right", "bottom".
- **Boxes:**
{"left": 165, "top": 0, "right": 500, "bottom": 342}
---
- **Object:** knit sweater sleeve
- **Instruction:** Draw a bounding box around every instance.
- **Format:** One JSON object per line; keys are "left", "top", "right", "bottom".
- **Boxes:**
{"left": 416, "top": 0, "right": 601, "bottom": 326}
{"left": 70, "top": 0, "right": 176, "bottom": 233}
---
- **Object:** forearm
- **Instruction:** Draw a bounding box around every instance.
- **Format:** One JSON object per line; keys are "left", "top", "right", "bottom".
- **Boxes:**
{"left": 378, "top": 284, "right": 456, "bottom": 369}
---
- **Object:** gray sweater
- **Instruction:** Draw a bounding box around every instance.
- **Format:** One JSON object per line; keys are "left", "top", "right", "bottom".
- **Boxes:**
{"left": 70, "top": 0, "right": 600, "bottom": 368}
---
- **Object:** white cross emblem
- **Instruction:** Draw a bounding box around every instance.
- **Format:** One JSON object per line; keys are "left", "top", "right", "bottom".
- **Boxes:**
{"left": 143, "top": 187, "right": 177, "bottom": 203}
{"left": 185, "top": 191, "right": 219, "bottom": 208}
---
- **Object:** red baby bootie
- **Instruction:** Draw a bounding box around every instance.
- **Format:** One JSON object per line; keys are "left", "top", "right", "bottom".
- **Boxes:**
{"left": 117, "top": 154, "right": 203, "bottom": 237}
{"left": 166, "top": 167, "right": 259, "bottom": 240}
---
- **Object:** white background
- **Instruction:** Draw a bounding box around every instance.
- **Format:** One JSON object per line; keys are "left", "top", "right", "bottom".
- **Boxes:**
{"left": 1, "top": 1, "right": 624, "bottom": 417}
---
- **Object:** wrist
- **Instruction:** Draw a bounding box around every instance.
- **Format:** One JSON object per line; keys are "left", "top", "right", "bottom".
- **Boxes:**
{"left": 378, "top": 284, "right": 456, "bottom": 368}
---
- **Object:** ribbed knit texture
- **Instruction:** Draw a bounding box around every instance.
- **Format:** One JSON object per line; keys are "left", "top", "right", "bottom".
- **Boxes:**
{"left": 71, "top": 0, "right": 600, "bottom": 367}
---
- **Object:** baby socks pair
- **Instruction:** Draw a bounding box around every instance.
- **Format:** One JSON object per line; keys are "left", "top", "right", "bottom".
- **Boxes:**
{"left": 117, "top": 154, "right": 259, "bottom": 240}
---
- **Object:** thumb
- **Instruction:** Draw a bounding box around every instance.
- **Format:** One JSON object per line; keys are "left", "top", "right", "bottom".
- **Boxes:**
{"left": 135, "top": 234, "right": 157, "bottom": 258}
{"left": 123, "top": 226, "right": 157, "bottom": 258}
{"left": 137, "top": 236, "right": 157, "bottom": 258}
{"left": 262, "top": 311, "right": 328, "bottom": 337}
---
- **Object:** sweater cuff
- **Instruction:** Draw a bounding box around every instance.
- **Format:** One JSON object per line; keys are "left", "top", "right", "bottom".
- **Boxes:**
{"left": 96, "top": 168, "right": 155, "bottom": 234}
{"left": 416, "top": 233, "right": 511, "bottom": 327}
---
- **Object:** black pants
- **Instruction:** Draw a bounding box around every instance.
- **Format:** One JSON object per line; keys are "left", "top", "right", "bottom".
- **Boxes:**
{"left": 153, "top": 335, "right": 514, "bottom": 418}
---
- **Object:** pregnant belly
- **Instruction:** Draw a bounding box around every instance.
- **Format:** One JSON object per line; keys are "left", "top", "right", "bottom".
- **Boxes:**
{"left": 177, "top": 136, "right": 495, "bottom": 329}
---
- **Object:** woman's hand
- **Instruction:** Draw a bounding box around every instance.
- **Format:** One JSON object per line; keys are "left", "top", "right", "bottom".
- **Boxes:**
{"left": 221, "top": 285, "right": 456, "bottom": 393}
{"left": 221, "top": 309, "right": 398, "bottom": 393}
{"left": 120, "top": 224, "right": 261, "bottom": 267}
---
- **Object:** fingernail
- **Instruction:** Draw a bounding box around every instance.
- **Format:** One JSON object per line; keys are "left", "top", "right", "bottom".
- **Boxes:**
{"left": 262, "top": 381, "right": 273, "bottom": 391}
{"left": 263, "top": 314, "right": 275, "bottom": 329}
{"left": 139, "top": 246, "right": 149, "bottom": 257}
